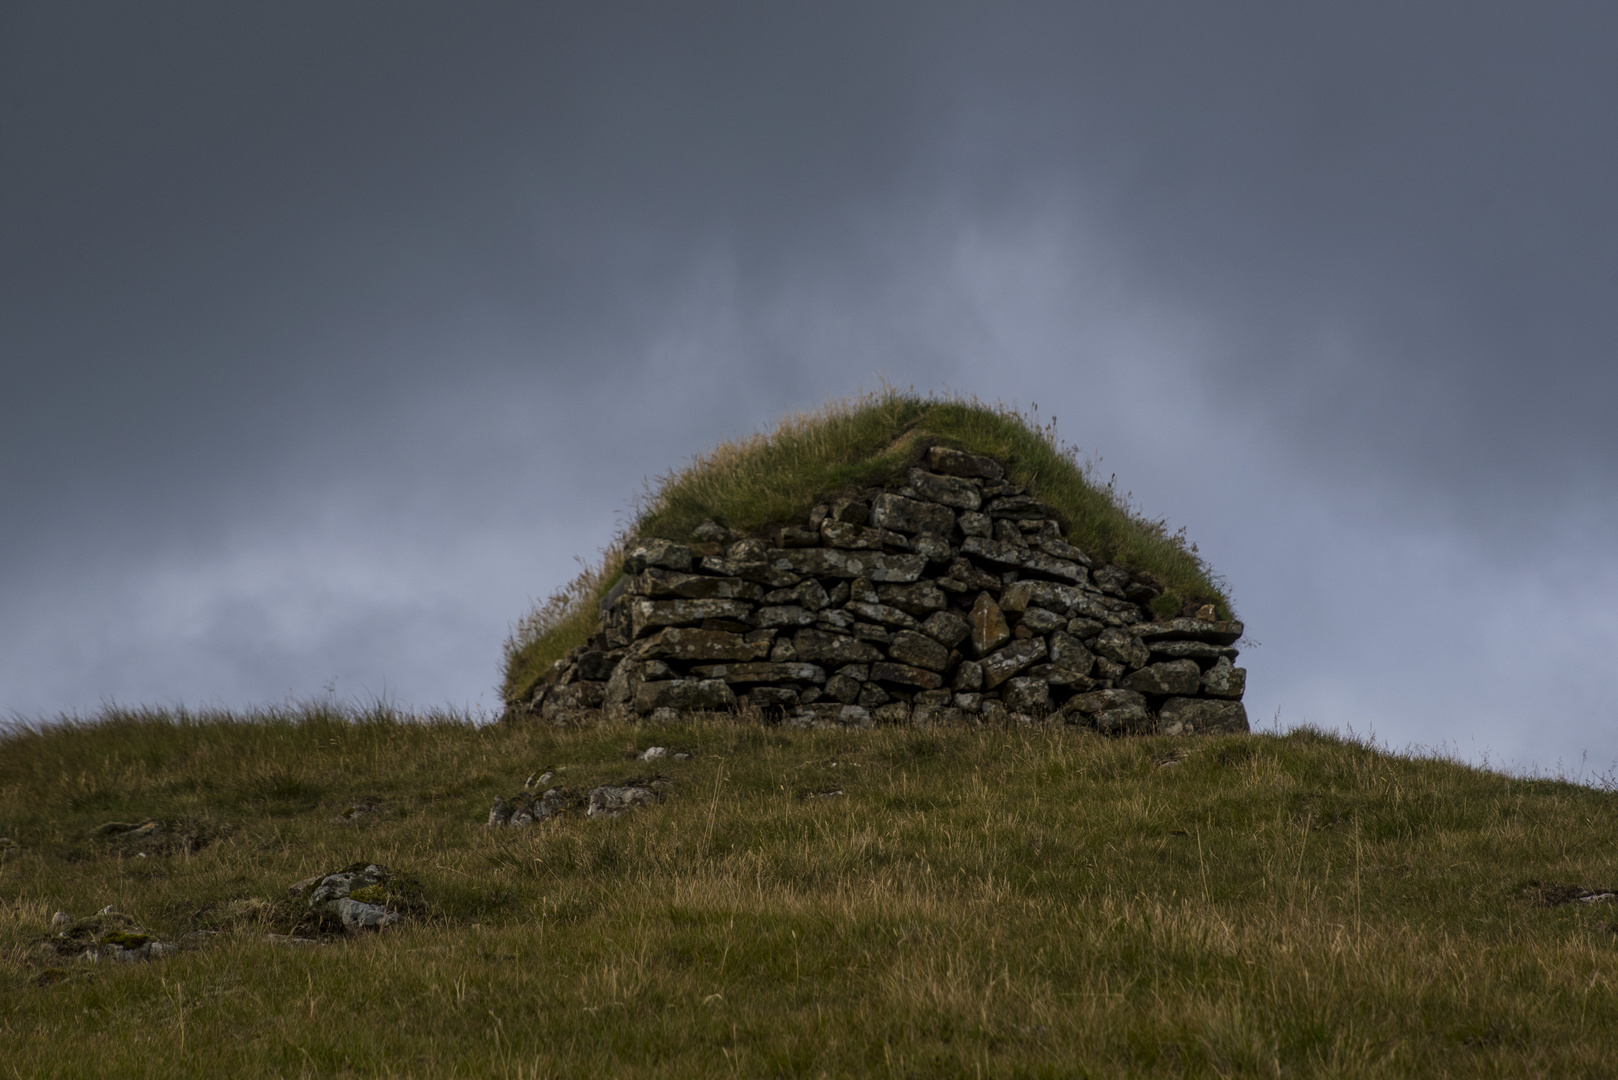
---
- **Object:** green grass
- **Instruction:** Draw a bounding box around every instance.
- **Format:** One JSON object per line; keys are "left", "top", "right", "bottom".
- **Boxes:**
{"left": 5, "top": 706, "right": 1618, "bottom": 1077}
{"left": 502, "top": 389, "right": 1232, "bottom": 706}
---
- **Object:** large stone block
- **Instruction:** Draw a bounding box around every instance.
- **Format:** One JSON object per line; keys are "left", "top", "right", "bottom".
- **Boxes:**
{"left": 971, "top": 592, "right": 1012, "bottom": 657}
{"left": 887, "top": 630, "right": 951, "bottom": 672}
{"left": 923, "top": 446, "right": 1004, "bottom": 480}
{"left": 632, "top": 628, "right": 772, "bottom": 662}
{"left": 906, "top": 468, "right": 982, "bottom": 510}
{"left": 1093, "top": 627, "right": 1150, "bottom": 670}
{"left": 776, "top": 548, "right": 926, "bottom": 582}
{"left": 870, "top": 661, "right": 945, "bottom": 690}
{"left": 1159, "top": 697, "right": 1249, "bottom": 735}
{"left": 877, "top": 581, "right": 947, "bottom": 617}
{"left": 1003, "top": 676, "right": 1051, "bottom": 713}
{"left": 1122, "top": 659, "right": 1202, "bottom": 696}
{"left": 960, "top": 537, "right": 1086, "bottom": 585}
{"left": 998, "top": 579, "right": 1089, "bottom": 616}
{"left": 631, "top": 598, "right": 756, "bottom": 637}
{"left": 870, "top": 493, "right": 956, "bottom": 536}
{"left": 920, "top": 610, "right": 970, "bottom": 649}
{"left": 1132, "top": 618, "right": 1245, "bottom": 647}
{"left": 792, "top": 629, "right": 885, "bottom": 666}
{"left": 1148, "top": 640, "right": 1240, "bottom": 664}
{"left": 1048, "top": 632, "right": 1094, "bottom": 675}
{"left": 843, "top": 601, "right": 918, "bottom": 629}
{"left": 633, "top": 679, "right": 737, "bottom": 713}
{"left": 690, "top": 662, "right": 827, "bottom": 684}
{"left": 623, "top": 539, "right": 693, "bottom": 574}
{"left": 981, "top": 636, "right": 1048, "bottom": 689}
{"left": 1200, "top": 657, "right": 1247, "bottom": 699}
{"left": 627, "top": 569, "right": 764, "bottom": 601}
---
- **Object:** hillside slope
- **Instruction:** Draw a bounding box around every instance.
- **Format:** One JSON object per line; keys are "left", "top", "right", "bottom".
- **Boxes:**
{"left": 4, "top": 707, "right": 1617, "bottom": 1077}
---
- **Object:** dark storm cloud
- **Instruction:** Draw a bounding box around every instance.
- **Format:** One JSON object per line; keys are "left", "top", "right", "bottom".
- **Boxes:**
{"left": 3, "top": 3, "right": 1615, "bottom": 768}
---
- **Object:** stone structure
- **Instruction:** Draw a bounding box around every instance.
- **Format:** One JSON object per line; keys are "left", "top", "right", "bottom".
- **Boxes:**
{"left": 526, "top": 446, "right": 1247, "bottom": 734}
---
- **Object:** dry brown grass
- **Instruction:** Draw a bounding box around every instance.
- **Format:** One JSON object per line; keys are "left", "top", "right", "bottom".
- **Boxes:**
{"left": 3, "top": 706, "right": 1616, "bottom": 1076}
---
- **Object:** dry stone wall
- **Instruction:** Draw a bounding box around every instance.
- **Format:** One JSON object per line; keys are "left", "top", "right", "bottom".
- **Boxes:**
{"left": 527, "top": 445, "right": 1248, "bottom": 734}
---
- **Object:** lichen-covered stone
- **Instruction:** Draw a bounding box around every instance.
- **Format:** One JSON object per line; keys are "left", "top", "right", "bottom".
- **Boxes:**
{"left": 960, "top": 537, "right": 1086, "bottom": 584}
{"left": 924, "top": 445, "right": 1004, "bottom": 480}
{"left": 633, "top": 679, "right": 737, "bottom": 713}
{"left": 920, "top": 610, "right": 970, "bottom": 649}
{"left": 1093, "top": 628, "right": 1150, "bottom": 670}
{"left": 784, "top": 703, "right": 872, "bottom": 729}
{"left": 971, "top": 592, "right": 1012, "bottom": 657}
{"left": 888, "top": 630, "right": 951, "bottom": 671}
{"left": 906, "top": 468, "right": 982, "bottom": 510}
{"left": 952, "top": 660, "right": 984, "bottom": 692}
{"left": 1048, "top": 632, "right": 1094, "bottom": 675}
{"left": 792, "top": 629, "right": 885, "bottom": 666}
{"left": 630, "top": 598, "right": 756, "bottom": 637}
{"left": 776, "top": 548, "right": 926, "bottom": 582}
{"left": 981, "top": 637, "right": 1048, "bottom": 689}
{"left": 1003, "top": 676, "right": 1051, "bottom": 713}
{"left": 1200, "top": 657, "right": 1247, "bottom": 699}
{"left": 1148, "top": 640, "right": 1240, "bottom": 664}
{"left": 1018, "top": 607, "right": 1067, "bottom": 634}
{"left": 999, "top": 579, "right": 1090, "bottom": 615}
{"left": 870, "top": 493, "right": 956, "bottom": 536}
{"left": 1122, "top": 659, "right": 1203, "bottom": 696}
{"left": 633, "top": 628, "right": 771, "bottom": 662}
{"left": 624, "top": 539, "right": 694, "bottom": 574}
{"left": 844, "top": 601, "right": 919, "bottom": 628}
{"left": 751, "top": 605, "right": 817, "bottom": 629}
{"left": 870, "top": 661, "right": 945, "bottom": 690}
{"left": 876, "top": 581, "right": 947, "bottom": 617}
{"left": 627, "top": 569, "right": 764, "bottom": 601}
{"left": 1133, "top": 618, "right": 1244, "bottom": 646}
{"left": 1159, "top": 697, "right": 1250, "bottom": 735}
{"left": 690, "top": 662, "right": 827, "bottom": 684}
{"left": 984, "top": 494, "right": 1051, "bottom": 520}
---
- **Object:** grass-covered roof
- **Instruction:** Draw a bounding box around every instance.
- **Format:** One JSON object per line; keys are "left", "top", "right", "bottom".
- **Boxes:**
{"left": 502, "top": 390, "right": 1233, "bottom": 705}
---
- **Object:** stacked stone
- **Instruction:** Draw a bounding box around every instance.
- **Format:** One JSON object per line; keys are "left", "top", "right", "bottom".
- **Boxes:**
{"left": 529, "top": 446, "right": 1248, "bottom": 734}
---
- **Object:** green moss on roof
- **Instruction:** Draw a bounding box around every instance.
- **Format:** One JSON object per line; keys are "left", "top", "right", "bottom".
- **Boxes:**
{"left": 501, "top": 390, "right": 1233, "bottom": 706}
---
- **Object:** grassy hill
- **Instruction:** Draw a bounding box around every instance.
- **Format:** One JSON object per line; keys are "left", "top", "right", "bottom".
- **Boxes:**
{"left": 5, "top": 706, "right": 1618, "bottom": 1077}
{"left": 502, "top": 390, "right": 1233, "bottom": 709}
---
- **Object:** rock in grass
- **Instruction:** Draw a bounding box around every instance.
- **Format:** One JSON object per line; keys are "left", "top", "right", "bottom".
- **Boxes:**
{"left": 297, "top": 864, "right": 404, "bottom": 931}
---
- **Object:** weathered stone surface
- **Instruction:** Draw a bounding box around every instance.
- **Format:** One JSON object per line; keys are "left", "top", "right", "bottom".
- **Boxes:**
{"left": 888, "top": 630, "right": 951, "bottom": 671}
{"left": 985, "top": 494, "right": 1050, "bottom": 520}
{"left": 751, "top": 605, "right": 817, "bottom": 629}
{"left": 1064, "top": 688, "right": 1147, "bottom": 716}
{"left": 1132, "top": 619, "right": 1244, "bottom": 646}
{"left": 763, "top": 579, "right": 830, "bottom": 611}
{"left": 1148, "top": 640, "right": 1239, "bottom": 663}
{"left": 1159, "top": 697, "right": 1250, "bottom": 735}
{"left": 784, "top": 703, "right": 872, "bottom": 729}
{"left": 1027, "top": 664, "right": 1097, "bottom": 690}
{"left": 992, "top": 520, "right": 1027, "bottom": 546}
{"left": 981, "top": 637, "right": 1048, "bottom": 689}
{"left": 1065, "top": 617, "right": 1105, "bottom": 640}
{"left": 1030, "top": 534, "right": 1092, "bottom": 566}
{"left": 302, "top": 863, "right": 404, "bottom": 931}
{"left": 960, "top": 537, "right": 1086, "bottom": 584}
{"left": 870, "top": 493, "right": 956, "bottom": 536}
{"left": 1093, "top": 628, "right": 1151, "bottom": 670}
{"left": 691, "top": 519, "right": 730, "bottom": 543}
{"left": 633, "top": 628, "right": 771, "bottom": 662}
{"left": 1094, "top": 706, "right": 1155, "bottom": 735}
{"left": 697, "top": 554, "right": 801, "bottom": 588}
{"left": 877, "top": 581, "right": 947, "bottom": 617}
{"left": 1018, "top": 607, "right": 1067, "bottom": 634}
{"left": 971, "top": 592, "right": 1012, "bottom": 657}
{"left": 999, "top": 579, "right": 1089, "bottom": 615}
{"left": 844, "top": 601, "right": 918, "bottom": 628}
{"left": 623, "top": 539, "right": 694, "bottom": 574}
{"left": 631, "top": 598, "right": 755, "bottom": 637}
{"left": 1122, "top": 659, "right": 1202, "bottom": 696}
{"left": 906, "top": 468, "right": 982, "bottom": 510}
{"left": 1003, "top": 676, "right": 1050, "bottom": 713}
{"left": 792, "top": 629, "right": 885, "bottom": 666}
{"left": 1091, "top": 565, "right": 1131, "bottom": 597}
{"left": 628, "top": 569, "right": 765, "bottom": 601}
{"left": 540, "top": 682, "right": 605, "bottom": 720}
{"left": 1048, "top": 632, "right": 1094, "bottom": 675}
{"left": 776, "top": 548, "right": 926, "bottom": 582}
{"left": 853, "top": 622, "right": 892, "bottom": 645}
{"left": 943, "top": 557, "right": 1002, "bottom": 592}
{"left": 1200, "top": 657, "right": 1247, "bottom": 699}
{"left": 920, "top": 610, "right": 970, "bottom": 649}
{"left": 587, "top": 785, "right": 659, "bottom": 819}
{"left": 924, "top": 445, "right": 1004, "bottom": 480}
{"left": 958, "top": 510, "right": 992, "bottom": 537}
{"left": 858, "top": 682, "right": 890, "bottom": 707}
{"left": 953, "top": 660, "right": 984, "bottom": 691}
{"left": 633, "top": 679, "right": 737, "bottom": 713}
{"left": 819, "top": 520, "right": 906, "bottom": 550}
{"left": 830, "top": 498, "right": 870, "bottom": 524}
{"left": 690, "top": 662, "right": 827, "bottom": 684}
{"left": 872, "top": 702, "right": 913, "bottom": 724}
{"left": 824, "top": 673, "right": 862, "bottom": 703}
{"left": 912, "top": 534, "right": 952, "bottom": 562}
{"left": 870, "top": 661, "right": 944, "bottom": 690}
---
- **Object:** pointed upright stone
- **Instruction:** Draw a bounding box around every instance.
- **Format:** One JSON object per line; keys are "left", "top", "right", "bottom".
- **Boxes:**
{"left": 971, "top": 592, "right": 1011, "bottom": 658}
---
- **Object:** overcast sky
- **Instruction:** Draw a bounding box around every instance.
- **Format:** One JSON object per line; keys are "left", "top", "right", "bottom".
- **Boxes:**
{"left": 4, "top": 2, "right": 1615, "bottom": 775}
